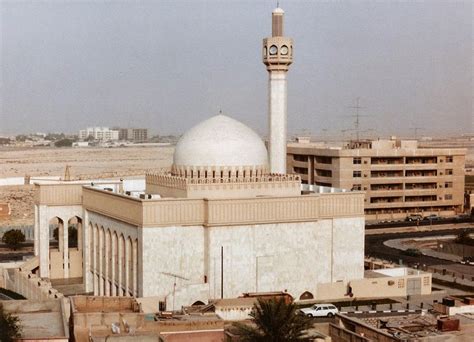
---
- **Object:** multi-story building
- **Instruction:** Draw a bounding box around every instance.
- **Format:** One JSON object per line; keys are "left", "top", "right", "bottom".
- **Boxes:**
{"left": 118, "top": 128, "right": 148, "bottom": 142}
{"left": 287, "top": 138, "right": 466, "bottom": 221}
{"left": 79, "top": 127, "right": 119, "bottom": 141}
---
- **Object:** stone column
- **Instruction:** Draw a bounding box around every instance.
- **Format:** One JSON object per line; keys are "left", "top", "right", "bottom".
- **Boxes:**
{"left": 92, "top": 225, "right": 98, "bottom": 295}
{"left": 104, "top": 231, "right": 110, "bottom": 296}
{"left": 124, "top": 238, "right": 130, "bottom": 296}
{"left": 63, "top": 219, "right": 69, "bottom": 278}
{"left": 111, "top": 233, "right": 116, "bottom": 296}
{"left": 98, "top": 228, "right": 104, "bottom": 296}
{"left": 38, "top": 209, "right": 50, "bottom": 278}
{"left": 117, "top": 236, "right": 123, "bottom": 296}
{"left": 83, "top": 211, "right": 92, "bottom": 293}
{"left": 132, "top": 239, "right": 138, "bottom": 297}
{"left": 34, "top": 205, "right": 39, "bottom": 256}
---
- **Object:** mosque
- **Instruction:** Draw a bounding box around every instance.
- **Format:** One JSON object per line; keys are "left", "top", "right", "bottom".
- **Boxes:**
{"left": 33, "top": 7, "right": 365, "bottom": 309}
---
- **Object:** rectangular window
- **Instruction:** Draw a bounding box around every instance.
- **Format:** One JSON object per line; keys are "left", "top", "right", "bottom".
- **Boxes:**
{"left": 353, "top": 157, "right": 361, "bottom": 164}
{"left": 445, "top": 182, "right": 453, "bottom": 188}
{"left": 446, "top": 169, "right": 453, "bottom": 175}
{"left": 446, "top": 156, "right": 453, "bottom": 163}
{"left": 293, "top": 155, "right": 307, "bottom": 162}
{"left": 353, "top": 171, "right": 361, "bottom": 178}
{"left": 352, "top": 184, "right": 362, "bottom": 191}
{"left": 445, "top": 194, "right": 453, "bottom": 200}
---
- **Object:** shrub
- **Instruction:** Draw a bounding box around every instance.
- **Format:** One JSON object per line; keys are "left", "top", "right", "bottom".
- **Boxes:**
{"left": 1, "top": 229, "right": 25, "bottom": 251}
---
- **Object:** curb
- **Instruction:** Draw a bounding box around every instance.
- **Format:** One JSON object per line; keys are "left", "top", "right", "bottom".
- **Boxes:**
{"left": 340, "top": 309, "right": 427, "bottom": 315}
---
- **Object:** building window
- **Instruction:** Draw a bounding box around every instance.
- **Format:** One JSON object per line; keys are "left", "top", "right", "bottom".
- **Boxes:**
{"left": 446, "top": 156, "right": 453, "bottom": 163}
{"left": 293, "top": 167, "right": 308, "bottom": 174}
{"left": 352, "top": 184, "right": 362, "bottom": 191}
{"left": 315, "top": 156, "right": 332, "bottom": 164}
{"left": 353, "top": 157, "right": 361, "bottom": 165}
{"left": 293, "top": 155, "right": 307, "bottom": 162}
{"left": 316, "top": 169, "right": 332, "bottom": 177}
{"left": 445, "top": 182, "right": 453, "bottom": 188}
{"left": 446, "top": 169, "right": 453, "bottom": 175}
{"left": 353, "top": 171, "right": 361, "bottom": 178}
{"left": 445, "top": 194, "right": 453, "bottom": 200}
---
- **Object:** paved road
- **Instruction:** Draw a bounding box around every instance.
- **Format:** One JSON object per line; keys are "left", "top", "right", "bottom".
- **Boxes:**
{"left": 365, "top": 227, "right": 474, "bottom": 267}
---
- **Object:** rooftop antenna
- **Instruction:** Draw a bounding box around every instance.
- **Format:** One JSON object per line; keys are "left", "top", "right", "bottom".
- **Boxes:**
{"left": 410, "top": 127, "right": 423, "bottom": 140}
{"left": 160, "top": 272, "right": 189, "bottom": 311}
{"left": 346, "top": 97, "right": 369, "bottom": 142}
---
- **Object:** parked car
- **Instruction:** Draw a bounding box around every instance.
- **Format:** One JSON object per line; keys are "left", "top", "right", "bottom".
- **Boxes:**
{"left": 406, "top": 214, "right": 423, "bottom": 222}
{"left": 403, "top": 248, "right": 422, "bottom": 257}
{"left": 298, "top": 304, "right": 339, "bottom": 318}
{"left": 424, "top": 214, "right": 440, "bottom": 221}
{"left": 460, "top": 257, "right": 474, "bottom": 265}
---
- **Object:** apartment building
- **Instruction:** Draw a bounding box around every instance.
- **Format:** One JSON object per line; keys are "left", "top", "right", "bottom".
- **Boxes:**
{"left": 118, "top": 128, "right": 148, "bottom": 142}
{"left": 287, "top": 138, "right": 466, "bottom": 221}
{"left": 78, "top": 127, "right": 119, "bottom": 141}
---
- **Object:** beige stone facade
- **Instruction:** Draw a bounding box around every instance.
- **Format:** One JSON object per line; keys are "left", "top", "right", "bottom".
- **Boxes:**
{"left": 287, "top": 139, "right": 466, "bottom": 221}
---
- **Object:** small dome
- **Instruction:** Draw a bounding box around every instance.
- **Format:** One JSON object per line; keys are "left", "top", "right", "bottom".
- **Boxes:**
{"left": 173, "top": 115, "right": 268, "bottom": 176}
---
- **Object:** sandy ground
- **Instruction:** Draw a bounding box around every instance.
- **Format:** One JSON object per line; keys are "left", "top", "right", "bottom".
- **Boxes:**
{"left": 0, "top": 146, "right": 174, "bottom": 226}
{"left": 0, "top": 145, "right": 174, "bottom": 178}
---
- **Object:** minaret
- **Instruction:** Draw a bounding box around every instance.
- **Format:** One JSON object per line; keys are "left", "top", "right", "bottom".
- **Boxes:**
{"left": 263, "top": 7, "right": 293, "bottom": 174}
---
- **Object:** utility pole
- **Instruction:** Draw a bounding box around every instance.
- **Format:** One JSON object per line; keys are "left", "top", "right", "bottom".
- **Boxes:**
{"left": 221, "top": 246, "right": 224, "bottom": 299}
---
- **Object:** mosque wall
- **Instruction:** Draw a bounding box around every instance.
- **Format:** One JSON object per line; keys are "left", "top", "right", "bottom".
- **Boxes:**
{"left": 139, "top": 217, "right": 364, "bottom": 308}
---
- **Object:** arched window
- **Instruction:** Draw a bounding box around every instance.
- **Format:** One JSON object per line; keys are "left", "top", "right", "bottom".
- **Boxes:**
{"left": 299, "top": 291, "right": 314, "bottom": 300}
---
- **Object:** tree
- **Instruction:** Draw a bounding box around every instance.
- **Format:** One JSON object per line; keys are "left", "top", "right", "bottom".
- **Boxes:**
{"left": 231, "top": 297, "right": 313, "bottom": 342}
{"left": 54, "top": 138, "right": 73, "bottom": 147}
{"left": 0, "top": 304, "right": 22, "bottom": 342}
{"left": 1, "top": 229, "right": 25, "bottom": 251}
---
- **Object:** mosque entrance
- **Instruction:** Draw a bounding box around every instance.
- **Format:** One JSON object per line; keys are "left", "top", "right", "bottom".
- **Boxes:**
{"left": 48, "top": 216, "right": 83, "bottom": 279}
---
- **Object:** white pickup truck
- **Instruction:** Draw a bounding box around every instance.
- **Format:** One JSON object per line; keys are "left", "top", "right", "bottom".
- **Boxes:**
{"left": 299, "top": 304, "right": 339, "bottom": 318}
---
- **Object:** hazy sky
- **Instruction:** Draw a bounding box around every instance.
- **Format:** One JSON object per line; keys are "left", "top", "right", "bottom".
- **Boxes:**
{"left": 0, "top": 0, "right": 472, "bottom": 138}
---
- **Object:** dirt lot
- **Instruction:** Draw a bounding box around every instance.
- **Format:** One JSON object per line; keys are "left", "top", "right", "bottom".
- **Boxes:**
{"left": 0, "top": 145, "right": 174, "bottom": 179}
{"left": 0, "top": 146, "right": 174, "bottom": 226}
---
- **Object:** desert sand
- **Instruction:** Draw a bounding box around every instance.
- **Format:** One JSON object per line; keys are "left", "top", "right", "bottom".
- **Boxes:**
{"left": 0, "top": 146, "right": 174, "bottom": 226}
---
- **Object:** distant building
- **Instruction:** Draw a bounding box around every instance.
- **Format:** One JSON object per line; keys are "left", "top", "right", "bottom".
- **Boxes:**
{"left": 118, "top": 128, "right": 148, "bottom": 142}
{"left": 287, "top": 138, "right": 466, "bottom": 221}
{"left": 79, "top": 127, "right": 119, "bottom": 141}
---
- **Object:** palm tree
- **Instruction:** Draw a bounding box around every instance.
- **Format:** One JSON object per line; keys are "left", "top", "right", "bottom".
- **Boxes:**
{"left": 231, "top": 297, "right": 313, "bottom": 342}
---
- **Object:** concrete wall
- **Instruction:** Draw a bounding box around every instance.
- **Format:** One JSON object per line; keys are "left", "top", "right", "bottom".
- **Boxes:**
{"left": 141, "top": 217, "right": 364, "bottom": 308}
{"left": 316, "top": 270, "right": 431, "bottom": 301}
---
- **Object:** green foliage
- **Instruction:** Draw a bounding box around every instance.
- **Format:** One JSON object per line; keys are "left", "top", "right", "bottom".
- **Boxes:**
{"left": 0, "top": 304, "right": 22, "bottom": 342}
{"left": 54, "top": 138, "right": 74, "bottom": 147}
{"left": 45, "top": 133, "right": 65, "bottom": 141}
{"left": 454, "top": 229, "right": 474, "bottom": 246}
{"left": 0, "top": 137, "right": 11, "bottom": 145}
{"left": 231, "top": 297, "right": 313, "bottom": 342}
{"left": 15, "top": 135, "right": 28, "bottom": 142}
{"left": 1, "top": 229, "right": 25, "bottom": 250}
{"left": 403, "top": 248, "right": 422, "bottom": 257}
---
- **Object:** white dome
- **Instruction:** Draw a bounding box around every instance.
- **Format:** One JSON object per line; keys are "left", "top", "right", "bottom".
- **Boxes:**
{"left": 173, "top": 115, "right": 268, "bottom": 169}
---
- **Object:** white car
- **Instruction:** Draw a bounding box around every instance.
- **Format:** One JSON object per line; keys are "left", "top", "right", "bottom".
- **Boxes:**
{"left": 299, "top": 304, "right": 339, "bottom": 318}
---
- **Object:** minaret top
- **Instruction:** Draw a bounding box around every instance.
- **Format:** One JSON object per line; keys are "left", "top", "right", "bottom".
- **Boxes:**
{"left": 272, "top": 7, "right": 284, "bottom": 36}
{"left": 262, "top": 6, "right": 293, "bottom": 72}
